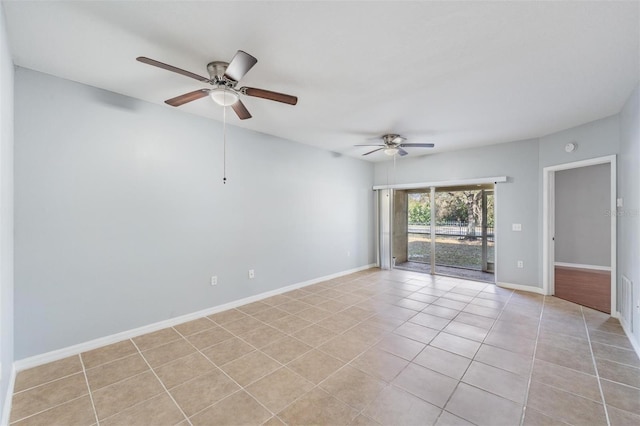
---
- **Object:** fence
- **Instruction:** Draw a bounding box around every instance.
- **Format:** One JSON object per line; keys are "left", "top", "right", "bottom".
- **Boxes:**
{"left": 408, "top": 221, "right": 494, "bottom": 241}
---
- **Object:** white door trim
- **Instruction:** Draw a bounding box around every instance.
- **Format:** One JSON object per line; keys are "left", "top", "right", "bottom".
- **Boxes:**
{"left": 542, "top": 155, "right": 617, "bottom": 315}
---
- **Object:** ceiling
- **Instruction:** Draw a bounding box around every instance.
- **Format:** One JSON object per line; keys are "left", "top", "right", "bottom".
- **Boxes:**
{"left": 3, "top": 1, "right": 639, "bottom": 162}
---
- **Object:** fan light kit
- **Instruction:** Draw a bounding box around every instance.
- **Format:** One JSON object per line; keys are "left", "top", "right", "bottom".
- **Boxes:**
{"left": 209, "top": 88, "right": 239, "bottom": 106}
{"left": 356, "top": 134, "right": 435, "bottom": 157}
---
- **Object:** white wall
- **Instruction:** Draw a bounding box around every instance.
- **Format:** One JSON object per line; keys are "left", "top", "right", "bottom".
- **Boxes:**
{"left": 555, "top": 163, "right": 611, "bottom": 266}
{"left": 618, "top": 84, "right": 639, "bottom": 349}
{"left": 0, "top": 2, "right": 14, "bottom": 421}
{"left": 14, "top": 68, "right": 376, "bottom": 359}
{"left": 373, "top": 139, "right": 540, "bottom": 288}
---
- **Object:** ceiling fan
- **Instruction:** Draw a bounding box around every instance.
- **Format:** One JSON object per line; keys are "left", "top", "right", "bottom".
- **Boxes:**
{"left": 356, "top": 134, "right": 435, "bottom": 156}
{"left": 136, "top": 50, "right": 298, "bottom": 120}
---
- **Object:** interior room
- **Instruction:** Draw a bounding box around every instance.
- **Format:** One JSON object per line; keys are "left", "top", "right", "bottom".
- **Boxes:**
{"left": 0, "top": 1, "right": 639, "bottom": 425}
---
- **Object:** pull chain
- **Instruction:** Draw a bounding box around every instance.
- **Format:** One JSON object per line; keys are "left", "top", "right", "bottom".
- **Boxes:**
{"left": 223, "top": 105, "right": 227, "bottom": 184}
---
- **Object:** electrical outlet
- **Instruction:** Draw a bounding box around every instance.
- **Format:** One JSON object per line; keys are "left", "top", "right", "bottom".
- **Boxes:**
{"left": 347, "top": 251, "right": 351, "bottom": 257}
{"left": 211, "top": 276, "right": 217, "bottom": 286}
{"left": 248, "top": 269, "right": 255, "bottom": 279}
{"left": 512, "top": 224, "right": 522, "bottom": 231}
{"left": 517, "top": 260, "right": 524, "bottom": 268}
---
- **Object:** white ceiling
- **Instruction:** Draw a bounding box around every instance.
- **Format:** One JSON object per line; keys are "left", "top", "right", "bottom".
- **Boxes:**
{"left": 3, "top": 1, "right": 639, "bottom": 161}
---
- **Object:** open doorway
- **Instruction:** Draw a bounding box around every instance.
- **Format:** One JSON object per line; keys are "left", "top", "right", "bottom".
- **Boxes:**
{"left": 394, "top": 185, "right": 496, "bottom": 283}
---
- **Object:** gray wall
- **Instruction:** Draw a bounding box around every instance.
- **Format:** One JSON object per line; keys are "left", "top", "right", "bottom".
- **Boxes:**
{"left": 374, "top": 139, "right": 540, "bottom": 287}
{"left": 0, "top": 4, "right": 14, "bottom": 420}
{"left": 618, "top": 84, "right": 639, "bottom": 350}
{"left": 555, "top": 163, "right": 611, "bottom": 266}
{"left": 14, "top": 68, "right": 376, "bottom": 359}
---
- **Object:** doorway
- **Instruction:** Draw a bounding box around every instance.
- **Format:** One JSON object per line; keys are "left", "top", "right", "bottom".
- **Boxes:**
{"left": 394, "top": 185, "right": 496, "bottom": 283}
{"left": 543, "top": 156, "right": 616, "bottom": 314}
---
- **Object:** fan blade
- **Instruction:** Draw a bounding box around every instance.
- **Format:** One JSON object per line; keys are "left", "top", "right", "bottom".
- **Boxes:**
{"left": 398, "top": 148, "right": 409, "bottom": 156}
{"left": 242, "top": 87, "right": 298, "bottom": 105}
{"left": 137, "top": 57, "right": 210, "bottom": 82}
{"left": 224, "top": 50, "right": 258, "bottom": 82}
{"left": 354, "top": 144, "right": 385, "bottom": 147}
{"left": 165, "top": 89, "right": 210, "bottom": 107}
{"left": 399, "top": 143, "right": 435, "bottom": 148}
{"left": 362, "top": 147, "right": 384, "bottom": 156}
{"left": 231, "top": 99, "right": 252, "bottom": 120}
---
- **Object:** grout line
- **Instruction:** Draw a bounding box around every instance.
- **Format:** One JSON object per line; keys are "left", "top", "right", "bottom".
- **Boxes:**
{"left": 79, "top": 354, "right": 100, "bottom": 426}
{"left": 130, "top": 339, "right": 193, "bottom": 426}
{"left": 518, "top": 291, "right": 546, "bottom": 426}
{"left": 581, "top": 306, "right": 611, "bottom": 426}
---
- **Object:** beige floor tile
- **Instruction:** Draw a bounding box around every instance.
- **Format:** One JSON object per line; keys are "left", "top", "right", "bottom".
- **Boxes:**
{"left": 601, "top": 379, "right": 640, "bottom": 415}
{"left": 443, "top": 321, "right": 489, "bottom": 342}
{"left": 423, "top": 305, "right": 460, "bottom": 320}
{"left": 207, "top": 308, "right": 248, "bottom": 325}
{"left": 246, "top": 367, "right": 314, "bottom": 412}
{"left": 351, "top": 348, "right": 409, "bottom": 382}
{"left": 392, "top": 298, "right": 429, "bottom": 312}
{"left": 11, "top": 395, "right": 96, "bottom": 426}
{"left": 92, "top": 371, "right": 164, "bottom": 420}
{"left": 317, "top": 312, "right": 361, "bottom": 333}
{"left": 589, "top": 330, "right": 634, "bottom": 350}
{"left": 251, "top": 307, "right": 290, "bottom": 323}
{"left": 101, "top": 393, "right": 185, "bottom": 426}
{"left": 86, "top": 353, "right": 149, "bottom": 391}
{"left": 474, "top": 344, "right": 532, "bottom": 377}
{"left": 81, "top": 340, "right": 138, "bottom": 369}
{"left": 222, "top": 315, "right": 265, "bottom": 335}
{"left": 240, "top": 325, "right": 286, "bottom": 349}
{"left": 405, "top": 292, "right": 438, "bottom": 304}
{"left": 277, "top": 299, "right": 314, "bottom": 315}
{"left": 462, "top": 361, "right": 528, "bottom": 403}
{"left": 349, "top": 414, "right": 382, "bottom": 425}
{"left": 154, "top": 352, "right": 216, "bottom": 389}
{"left": 169, "top": 369, "right": 239, "bottom": 416}
{"left": 292, "top": 323, "right": 337, "bottom": 347}
{"left": 607, "top": 405, "right": 640, "bottom": 426}
{"left": 430, "top": 332, "right": 480, "bottom": 359}
{"left": 319, "top": 334, "right": 372, "bottom": 362}
{"left": 142, "top": 339, "right": 197, "bottom": 368}
{"left": 200, "top": 336, "right": 255, "bottom": 366}
{"left": 592, "top": 342, "right": 640, "bottom": 368}
{"left": 287, "top": 349, "right": 344, "bottom": 384}
{"left": 534, "top": 342, "right": 595, "bottom": 375}
{"left": 485, "top": 329, "right": 537, "bottom": 356}
{"left": 133, "top": 328, "right": 182, "bottom": 352}
{"left": 445, "top": 382, "right": 523, "bottom": 426}
{"left": 363, "top": 385, "right": 442, "bottom": 426}
{"left": 186, "top": 326, "right": 233, "bottom": 350}
{"left": 462, "top": 304, "right": 501, "bottom": 319}
{"left": 173, "top": 317, "right": 215, "bottom": 336}
{"left": 538, "top": 330, "right": 590, "bottom": 352}
{"left": 277, "top": 387, "right": 358, "bottom": 426}
{"left": 393, "top": 363, "right": 458, "bottom": 408}
{"left": 220, "top": 350, "right": 281, "bottom": 386}
{"left": 468, "top": 297, "right": 504, "bottom": 310}
{"left": 530, "top": 359, "right": 601, "bottom": 402}
{"left": 521, "top": 408, "right": 568, "bottom": 426}
{"left": 408, "top": 312, "right": 451, "bottom": 331}
{"left": 236, "top": 300, "right": 271, "bottom": 316}
{"left": 14, "top": 355, "right": 83, "bottom": 392}
{"left": 374, "top": 333, "right": 425, "bottom": 360}
{"left": 10, "top": 373, "right": 89, "bottom": 422}
{"left": 393, "top": 322, "right": 439, "bottom": 344}
{"left": 433, "top": 297, "right": 467, "bottom": 311}
{"left": 342, "top": 322, "right": 387, "bottom": 344}
{"left": 413, "top": 346, "right": 471, "bottom": 380}
{"left": 317, "top": 298, "right": 351, "bottom": 313}
{"left": 320, "top": 365, "right": 386, "bottom": 411}
{"left": 294, "top": 306, "right": 332, "bottom": 322}
{"left": 190, "top": 390, "right": 271, "bottom": 426}
{"left": 453, "top": 312, "right": 495, "bottom": 330}
{"left": 269, "top": 315, "right": 313, "bottom": 334}
{"left": 435, "top": 410, "right": 475, "bottom": 426}
{"left": 263, "top": 415, "right": 287, "bottom": 426}
{"left": 596, "top": 358, "right": 640, "bottom": 388}
{"left": 261, "top": 336, "right": 312, "bottom": 364}
{"left": 526, "top": 381, "right": 607, "bottom": 425}
{"left": 261, "top": 293, "right": 295, "bottom": 306}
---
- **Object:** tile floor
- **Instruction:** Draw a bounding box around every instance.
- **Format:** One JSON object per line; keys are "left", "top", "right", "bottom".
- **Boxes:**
{"left": 9, "top": 268, "right": 640, "bottom": 425}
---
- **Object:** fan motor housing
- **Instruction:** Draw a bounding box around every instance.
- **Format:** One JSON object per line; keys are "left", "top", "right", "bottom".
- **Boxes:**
{"left": 207, "top": 61, "right": 229, "bottom": 80}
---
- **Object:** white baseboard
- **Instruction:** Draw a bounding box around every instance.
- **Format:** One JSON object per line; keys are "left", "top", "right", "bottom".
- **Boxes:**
{"left": 1, "top": 365, "right": 16, "bottom": 426}
{"left": 554, "top": 262, "right": 611, "bottom": 272}
{"left": 497, "top": 281, "right": 547, "bottom": 295}
{"left": 15, "top": 264, "right": 377, "bottom": 372}
{"left": 618, "top": 310, "right": 640, "bottom": 360}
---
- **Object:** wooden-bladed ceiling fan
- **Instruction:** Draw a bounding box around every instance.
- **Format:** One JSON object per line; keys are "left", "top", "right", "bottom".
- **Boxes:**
{"left": 137, "top": 50, "right": 298, "bottom": 120}
{"left": 356, "top": 134, "right": 435, "bottom": 156}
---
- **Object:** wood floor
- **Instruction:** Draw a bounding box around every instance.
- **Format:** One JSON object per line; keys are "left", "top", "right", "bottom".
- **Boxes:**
{"left": 555, "top": 266, "right": 611, "bottom": 314}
